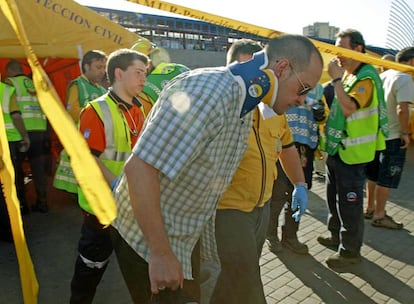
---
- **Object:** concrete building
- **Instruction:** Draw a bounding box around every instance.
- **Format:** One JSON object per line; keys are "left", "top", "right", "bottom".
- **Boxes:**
{"left": 303, "top": 22, "right": 339, "bottom": 40}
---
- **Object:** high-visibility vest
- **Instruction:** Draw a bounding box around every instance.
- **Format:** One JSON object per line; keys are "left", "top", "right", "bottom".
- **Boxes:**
{"left": 53, "top": 77, "right": 106, "bottom": 193}
{"left": 142, "top": 62, "right": 190, "bottom": 104}
{"left": 68, "top": 75, "right": 107, "bottom": 108}
{"left": 77, "top": 94, "right": 132, "bottom": 214}
{"left": 0, "top": 83, "right": 21, "bottom": 142}
{"left": 326, "top": 64, "right": 388, "bottom": 164}
{"left": 7, "top": 75, "right": 46, "bottom": 131}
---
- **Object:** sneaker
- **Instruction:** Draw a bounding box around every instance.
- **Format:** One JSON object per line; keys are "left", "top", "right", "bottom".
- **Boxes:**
{"left": 31, "top": 201, "right": 49, "bottom": 213}
{"left": 371, "top": 214, "right": 403, "bottom": 230}
{"left": 281, "top": 237, "right": 309, "bottom": 255}
{"left": 266, "top": 235, "right": 283, "bottom": 254}
{"left": 364, "top": 209, "right": 374, "bottom": 219}
{"left": 317, "top": 236, "right": 339, "bottom": 251}
{"left": 326, "top": 253, "right": 361, "bottom": 268}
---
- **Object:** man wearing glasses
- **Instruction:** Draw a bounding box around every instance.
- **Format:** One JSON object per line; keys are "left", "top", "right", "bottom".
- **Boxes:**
{"left": 111, "top": 35, "right": 323, "bottom": 303}
{"left": 317, "top": 29, "right": 389, "bottom": 268}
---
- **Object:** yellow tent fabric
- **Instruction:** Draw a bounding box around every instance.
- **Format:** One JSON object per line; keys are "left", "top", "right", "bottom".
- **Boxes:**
{"left": 0, "top": 0, "right": 149, "bottom": 58}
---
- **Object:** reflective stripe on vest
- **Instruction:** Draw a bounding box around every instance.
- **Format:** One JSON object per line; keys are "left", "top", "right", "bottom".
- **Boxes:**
{"left": 337, "top": 65, "right": 382, "bottom": 164}
{"left": 53, "top": 150, "right": 78, "bottom": 194}
{"left": 77, "top": 94, "right": 132, "bottom": 214}
{"left": 0, "top": 83, "right": 22, "bottom": 141}
{"left": 54, "top": 78, "right": 106, "bottom": 193}
{"left": 7, "top": 76, "right": 46, "bottom": 131}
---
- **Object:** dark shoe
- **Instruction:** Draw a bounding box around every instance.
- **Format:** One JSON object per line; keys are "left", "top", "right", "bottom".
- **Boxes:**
{"left": 281, "top": 237, "right": 309, "bottom": 255}
{"left": 364, "top": 209, "right": 374, "bottom": 219}
{"left": 31, "top": 201, "right": 48, "bottom": 213}
{"left": 266, "top": 235, "right": 283, "bottom": 254}
{"left": 326, "top": 253, "right": 361, "bottom": 268}
{"left": 372, "top": 214, "right": 403, "bottom": 229}
{"left": 317, "top": 235, "right": 339, "bottom": 251}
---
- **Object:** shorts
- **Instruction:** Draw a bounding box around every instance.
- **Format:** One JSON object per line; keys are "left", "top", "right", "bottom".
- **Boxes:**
{"left": 366, "top": 139, "right": 406, "bottom": 188}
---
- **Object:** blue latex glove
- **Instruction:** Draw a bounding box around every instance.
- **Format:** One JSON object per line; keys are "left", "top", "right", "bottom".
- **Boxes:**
{"left": 110, "top": 176, "right": 119, "bottom": 191}
{"left": 291, "top": 183, "right": 308, "bottom": 222}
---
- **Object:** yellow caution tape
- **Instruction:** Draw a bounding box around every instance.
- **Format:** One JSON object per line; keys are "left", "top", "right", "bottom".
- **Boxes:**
{"left": 128, "top": 0, "right": 414, "bottom": 75}
{"left": 0, "top": 97, "right": 38, "bottom": 303}
{"left": 0, "top": 0, "right": 118, "bottom": 302}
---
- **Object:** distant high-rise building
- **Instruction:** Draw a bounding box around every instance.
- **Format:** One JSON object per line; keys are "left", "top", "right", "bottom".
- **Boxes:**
{"left": 386, "top": 0, "right": 414, "bottom": 50}
{"left": 303, "top": 22, "right": 339, "bottom": 40}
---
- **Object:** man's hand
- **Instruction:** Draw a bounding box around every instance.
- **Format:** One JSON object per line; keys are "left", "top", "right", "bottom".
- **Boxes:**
{"left": 291, "top": 183, "right": 308, "bottom": 222}
{"left": 149, "top": 251, "right": 184, "bottom": 294}
{"left": 21, "top": 135, "right": 30, "bottom": 152}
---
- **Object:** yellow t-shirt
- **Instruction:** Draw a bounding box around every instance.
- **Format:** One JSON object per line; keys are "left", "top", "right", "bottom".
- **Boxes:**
{"left": 218, "top": 108, "right": 293, "bottom": 212}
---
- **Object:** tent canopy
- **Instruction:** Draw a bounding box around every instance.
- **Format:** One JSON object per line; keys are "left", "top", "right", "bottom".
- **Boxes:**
{"left": 0, "top": 0, "right": 149, "bottom": 101}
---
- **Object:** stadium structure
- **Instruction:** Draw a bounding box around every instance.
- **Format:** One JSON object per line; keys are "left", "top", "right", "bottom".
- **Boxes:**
{"left": 386, "top": 0, "right": 414, "bottom": 50}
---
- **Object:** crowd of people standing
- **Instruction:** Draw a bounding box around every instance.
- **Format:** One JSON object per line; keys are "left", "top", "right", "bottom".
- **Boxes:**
{"left": 0, "top": 29, "right": 413, "bottom": 304}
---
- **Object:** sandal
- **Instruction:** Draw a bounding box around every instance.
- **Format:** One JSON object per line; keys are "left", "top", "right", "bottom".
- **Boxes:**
{"left": 371, "top": 214, "right": 403, "bottom": 230}
{"left": 364, "top": 209, "right": 374, "bottom": 219}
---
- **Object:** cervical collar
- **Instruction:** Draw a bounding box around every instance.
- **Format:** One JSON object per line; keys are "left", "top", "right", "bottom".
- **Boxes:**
{"left": 228, "top": 50, "right": 278, "bottom": 117}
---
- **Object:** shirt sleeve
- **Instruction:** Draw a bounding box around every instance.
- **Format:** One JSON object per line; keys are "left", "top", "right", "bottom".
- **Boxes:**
{"left": 66, "top": 83, "right": 81, "bottom": 123}
{"left": 395, "top": 74, "right": 414, "bottom": 103}
{"left": 348, "top": 79, "right": 373, "bottom": 108}
{"left": 79, "top": 105, "right": 105, "bottom": 155}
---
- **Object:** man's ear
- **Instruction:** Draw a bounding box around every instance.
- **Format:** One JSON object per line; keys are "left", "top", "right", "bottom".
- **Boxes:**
{"left": 274, "top": 59, "right": 289, "bottom": 79}
{"left": 114, "top": 67, "right": 122, "bottom": 80}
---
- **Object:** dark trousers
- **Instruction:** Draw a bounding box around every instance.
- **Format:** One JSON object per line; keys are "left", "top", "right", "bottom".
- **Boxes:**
{"left": 9, "top": 141, "right": 27, "bottom": 210}
{"left": 0, "top": 184, "right": 13, "bottom": 242}
{"left": 211, "top": 204, "right": 270, "bottom": 304}
{"left": 111, "top": 228, "right": 200, "bottom": 304}
{"left": 70, "top": 213, "right": 113, "bottom": 304}
{"left": 27, "top": 131, "right": 49, "bottom": 204}
{"left": 267, "top": 162, "right": 299, "bottom": 240}
{"left": 326, "top": 154, "right": 365, "bottom": 257}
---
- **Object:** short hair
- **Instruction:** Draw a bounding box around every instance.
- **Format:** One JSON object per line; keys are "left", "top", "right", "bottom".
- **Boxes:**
{"left": 226, "top": 39, "right": 262, "bottom": 64}
{"left": 5, "top": 60, "right": 23, "bottom": 75}
{"left": 106, "top": 48, "right": 149, "bottom": 85}
{"left": 81, "top": 50, "right": 107, "bottom": 73}
{"left": 381, "top": 54, "right": 395, "bottom": 61}
{"left": 396, "top": 47, "right": 414, "bottom": 63}
{"left": 265, "top": 34, "right": 323, "bottom": 72}
{"left": 336, "top": 29, "right": 366, "bottom": 53}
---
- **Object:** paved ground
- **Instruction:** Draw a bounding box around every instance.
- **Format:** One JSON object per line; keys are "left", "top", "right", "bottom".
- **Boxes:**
{"left": 1, "top": 144, "right": 413, "bottom": 303}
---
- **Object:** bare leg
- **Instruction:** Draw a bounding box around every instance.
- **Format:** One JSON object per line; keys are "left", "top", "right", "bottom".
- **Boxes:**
{"left": 373, "top": 185, "right": 390, "bottom": 219}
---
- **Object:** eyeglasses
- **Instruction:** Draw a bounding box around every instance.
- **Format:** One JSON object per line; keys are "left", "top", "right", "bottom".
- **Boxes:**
{"left": 289, "top": 63, "right": 312, "bottom": 96}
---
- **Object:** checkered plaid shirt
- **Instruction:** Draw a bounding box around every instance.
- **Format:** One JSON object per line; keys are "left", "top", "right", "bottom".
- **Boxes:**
{"left": 112, "top": 67, "right": 253, "bottom": 279}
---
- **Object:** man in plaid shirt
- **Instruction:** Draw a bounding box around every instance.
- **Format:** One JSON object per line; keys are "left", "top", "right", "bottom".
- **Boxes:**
{"left": 111, "top": 34, "right": 323, "bottom": 303}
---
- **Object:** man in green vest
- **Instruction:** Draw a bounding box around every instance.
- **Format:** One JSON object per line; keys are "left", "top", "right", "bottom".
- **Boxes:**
{"left": 5, "top": 60, "right": 49, "bottom": 213}
{"left": 317, "top": 29, "right": 389, "bottom": 268}
{"left": 0, "top": 82, "right": 30, "bottom": 218}
{"left": 69, "top": 48, "right": 148, "bottom": 304}
{"left": 53, "top": 50, "right": 107, "bottom": 195}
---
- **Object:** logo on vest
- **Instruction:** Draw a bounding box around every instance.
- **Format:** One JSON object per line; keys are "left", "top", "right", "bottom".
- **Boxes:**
{"left": 24, "top": 78, "right": 37, "bottom": 96}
